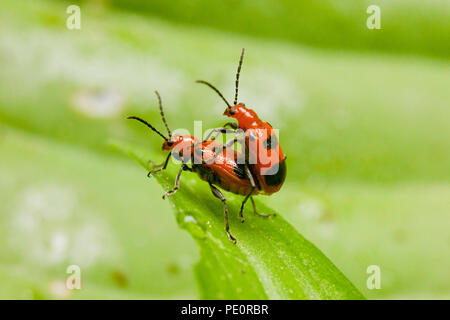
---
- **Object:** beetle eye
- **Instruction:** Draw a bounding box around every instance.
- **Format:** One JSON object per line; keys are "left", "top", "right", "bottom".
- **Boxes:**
{"left": 167, "top": 141, "right": 174, "bottom": 147}
{"left": 229, "top": 108, "right": 236, "bottom": 115}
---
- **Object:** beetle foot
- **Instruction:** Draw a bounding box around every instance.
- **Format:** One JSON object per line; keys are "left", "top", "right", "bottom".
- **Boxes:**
{"left": 162, "top": 189, "right": 177, "bottom": 199}
{"left": 227, "top": 231, "right": 237, "bottom": 244}
{"left": 255, "top": 211, "right": 276, "bottom": 219}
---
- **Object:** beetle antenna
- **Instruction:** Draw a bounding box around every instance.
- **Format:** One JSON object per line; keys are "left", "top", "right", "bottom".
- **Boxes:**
{"left": 127, "top": 116, "right": 168, "bottom": 141}
{"left": 234, "top": 48, "right": 245, "bottom": 105}
{"left": 154, "top": 90, "right": 171, "bottom": 137}
{"left": 196, "top": 80, "right": 231, "bottom": 108}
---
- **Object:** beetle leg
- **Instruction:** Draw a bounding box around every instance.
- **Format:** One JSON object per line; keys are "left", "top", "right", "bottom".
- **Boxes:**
{"left": 223, "top": 136, "right": 239, "bottom": 149}
{"left": 250, "top": 197, "right": 275, "bottom": 218}
{"left": 239, "top": 187, "right": 254, "bottom": 223}
{"left": 148, "top": 153, "right": 171, "bottom": 177}
{"left": 202, "top": 127, "right": 238, "bottom": 143}
{"left": 243, "top": 163, "right": 276, "bottom": 218}
{"left": 209, "top": 183, "right": 236, "bottom": 244}
{"left": 199, "top": 122, "right": 239, "bottom": 147}
{"left": 223, "top": 122, "right": 238, "bottom": 130}
{"left": 207, "top": 122, "right": 238, "bottom": 140}
{"left": 162, "top": 164, "right": 185, "bottom": 199}
{"left": 238, "top": 165, "right": 257, "bottom": 222}
{"left": 223, "top": 128, "right": 245, "bottom": 151}
{"left": 205, "top": 129, "right": 245, "bottom": 163}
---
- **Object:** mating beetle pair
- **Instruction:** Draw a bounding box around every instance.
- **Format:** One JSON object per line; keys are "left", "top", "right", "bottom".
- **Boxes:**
{"left": 128, "top": 49, "right": 286, "bottom": 243}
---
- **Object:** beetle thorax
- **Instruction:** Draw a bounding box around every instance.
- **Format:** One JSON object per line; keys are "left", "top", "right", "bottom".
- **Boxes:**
{"left": 228, "top": 104, "right": 262, "bottom": 130}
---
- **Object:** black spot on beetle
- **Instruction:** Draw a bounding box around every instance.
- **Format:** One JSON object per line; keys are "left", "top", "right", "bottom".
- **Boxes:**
{"left": 263, "top": 135, "right": 278, "bottom": 150}
{"left": 263, "top": 160, "right": 286, "bottom": 187}
{"left": 233, "top": 163, "right": 247, "bottom": 180}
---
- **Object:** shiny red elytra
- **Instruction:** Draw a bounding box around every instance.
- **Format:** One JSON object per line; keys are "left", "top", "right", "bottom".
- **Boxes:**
{"left": 197, "top": 48, "right": 287, "bottom": 196}
{"left": 127, "top": 91, "right": 273, "bottom": 243}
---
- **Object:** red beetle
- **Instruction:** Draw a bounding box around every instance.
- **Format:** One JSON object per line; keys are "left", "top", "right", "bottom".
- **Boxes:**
{"left": 127, "top": 91, "right": 272, "bottom": 243}
{"left": 197, "top": 48, "right": 287, "bottom": 197}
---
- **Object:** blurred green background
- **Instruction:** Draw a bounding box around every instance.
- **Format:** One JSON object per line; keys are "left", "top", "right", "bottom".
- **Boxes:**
{"left": 0, "top": 0, "right": 449, "bottom": 299}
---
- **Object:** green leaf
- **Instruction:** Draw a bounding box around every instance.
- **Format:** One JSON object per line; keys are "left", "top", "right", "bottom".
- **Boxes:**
{"left": 112, "top": 140, "right": 365, "bottom": 300}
